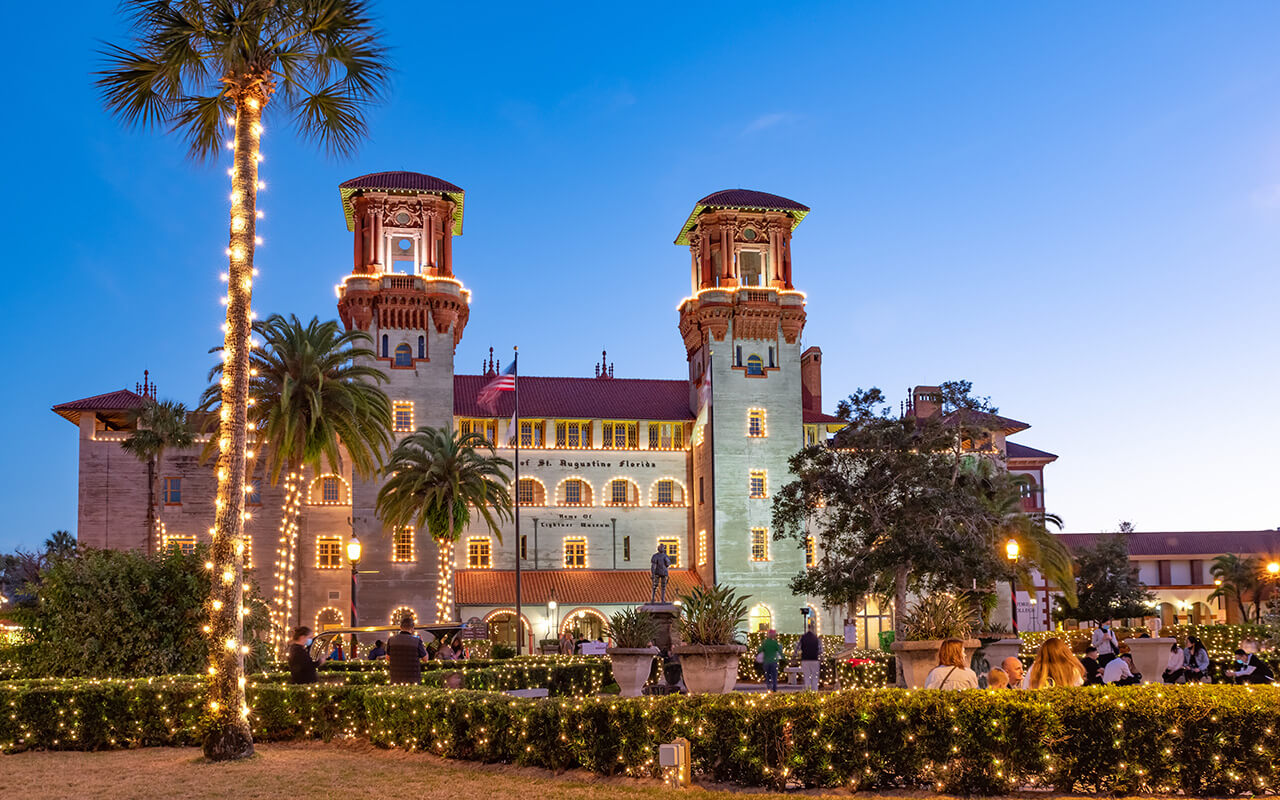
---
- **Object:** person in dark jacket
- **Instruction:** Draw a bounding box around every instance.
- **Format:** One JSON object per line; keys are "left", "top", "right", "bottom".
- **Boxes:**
{"left": 1079, "top": 645, "right": 1103, "bottom": 685}
{"left": 387, "top": 616, "right": 427, "bottom": 684}
{"left": 287, "top": 626, "right": 326, "bottom": 684}
{"left": 796, "top": 626, "right": 822, "bottom": 690}
{"left": 367, "top": 639, "right": 386, "bottom": 660}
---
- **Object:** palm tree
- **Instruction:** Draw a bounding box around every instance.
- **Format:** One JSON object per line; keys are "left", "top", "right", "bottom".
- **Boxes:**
{"left": 1209, "top": 553, "right": 1261, "bottom": 623}
{"left": 377, "top": 427, "right": 514, "bottom": 623}
{"left": 202, "top": 314, "right": 391, "bottom": 653}
{"left": 122, "top": 399, "right": 195, "bottom": 554}
{"left": 43, "top": 531, "right": 79, "bottom": 561}
{"left": 98, "top": 0, "right": 390, "bottom": 761}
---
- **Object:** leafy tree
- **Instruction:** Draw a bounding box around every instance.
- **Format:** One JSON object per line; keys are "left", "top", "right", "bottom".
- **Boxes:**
{"left": 1, "top": 531, "right": 80, "bottom": 605}
{"left": 8, "top": 547, "right": 269, "bottom": 678}
{"left": 377, "top": 427, "right": 513, "bottom": 622}
{"left": 202, "top": 314, "right": 391, "bottom": 649}
{"left": 98, "top": 0, "right": 392, "bottom": 760}
{"left": 1054, "top": 535, "right": 1155, "bottom": 624}
{"left": 1209, "top": 553, "right": 1262, "bottom": 623}
{"left": 121, "top": 399, "right": 194, "bottom": 554}
{"left": 774, "top": 384, "right": 1033, "bottom": 636}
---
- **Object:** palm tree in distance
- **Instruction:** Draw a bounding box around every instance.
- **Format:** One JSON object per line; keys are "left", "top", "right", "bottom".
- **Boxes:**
{"left": 377, "top": 427, "right": 513, "bottom": 623}
{"left": 122, "top": 399, "right": 195, "bottom": 554}
{"left": 1209, "top": 553, "right": 1262, "bottom": 623}
{"left": 202, "top": 314, "right": 391, "bottom": 654}
{"left": 97, "top": 1, "right": 390, "bottom": 760}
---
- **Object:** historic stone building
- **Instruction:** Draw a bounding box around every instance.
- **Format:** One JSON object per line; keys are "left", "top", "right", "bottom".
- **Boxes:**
{"left": 55, "top": 171, "right": 1063, "bottom": 648}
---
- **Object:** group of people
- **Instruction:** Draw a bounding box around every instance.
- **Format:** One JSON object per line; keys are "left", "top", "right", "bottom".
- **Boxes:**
{"left": 286, "top": 617, "right": 469, "bottom": 685}
{"left": 755, "top": 627, "right": 824, "bottom": 691}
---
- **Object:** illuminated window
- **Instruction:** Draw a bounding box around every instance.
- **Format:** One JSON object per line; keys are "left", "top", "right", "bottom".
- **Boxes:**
{"left": 162, "top": 477, "right": 182, "bottom": 505}
{"left": 656, "top": 480, "right": 674, "bottom": 506}
{"left": 322, "top": 476, "right": 340, "bottom": 504}
{"left": 751, "top": 528, "right": 769, "bottom": 562}
{"left": 746, "top": 354, "right": 764, "bottom": 376}
{"left": 559, "top": 478, "right": 592, "bottom": 506}
{"left": 468, "top": 537, "right": 492, "bottom": 568}
{"left": 748, "top": 603, "right": 773, "bottom": 633}
{"left": 648, "top": 422, "right": 685, "bottom": 450}
{"left": 805, "top": 535, "right": 816, "bottom": 568}
{"left": 607, "top": 478, "right": 637, "bottom": 506}
{"left": 393, "top": 343, "right": 413, "bottom": 367}
{"left": 658, "top": 537, "right": 681, "bottom": 568}
{"left": 391, "top": 607, "right": 416, "bottom": 627}
{"left": 748, "top": 408, "right": 766, "bottom": 438}
{"left": 804, "top": 424, "right": 819, "bottom": 446}
{"left": 749, "top": 470, "right": 767, "bottom": 499}
{"left": 317, "top": 536, "right": 342, "bottom": 569}
{"left": 393, "top": 401, "right": 414, "bottom": 433}
{"left": 555, "top": 420, "right": 592, "bottom": 449}
{"left": 393, "top": 527, "right": 415, "bottom": 563}
{"left": 316, "top": 607, "right": 343, "bottom": 631}
{"left": 165, "top": 534, "right": 196, "bottom": 555}
{"left": 519, "top": 420, "right": 546, "bottom": 448}
{"left": 517, "top": 478, "right": 546, "bottom": 506}
{"left": 459, "top": 418, "right": 497, "bottom": 446}
{"left": 602, "top": 421, "right": 638, "bottom": 449}
{"left": 246, "top": 479, "right": 261, "bottom": 505}
{"left": 697, "top": 530, "right": 707, "bottom": 566}
{"left": 564, "top": 537, "right": 587, "bottom": 568}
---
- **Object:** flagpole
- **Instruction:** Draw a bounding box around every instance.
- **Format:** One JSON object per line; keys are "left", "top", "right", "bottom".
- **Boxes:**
{"left": 512, "top": 346, "right": 523, "bottom": 655}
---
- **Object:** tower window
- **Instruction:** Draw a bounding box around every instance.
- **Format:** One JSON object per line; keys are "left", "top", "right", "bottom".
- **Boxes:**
{"left": 517, "top": 478, "right": 546, "bottom": 506}
{"left": 468, "top": 537, "right": 492, "bottom": 569}
{"left": 657, "top": 537, "right": 681, "bottom": 568}
{"left": 751, "top": 528, "right": 770, "bottom": 562}
{"left": 648, "top": 422, "right": 685, "bottom": 450}
{"left": 394, "top": 343, "right": 413, "bottom": 367}
{"left": 768, "top": 347, "right": 775, "bottom": 368}
{"left": 417, "top": 336, "right": 425, "bottom": 359}
{"left": 322, "top": 476, "right": 341, "bottom": 504}
{"left": 747, "top": 408, "right": 766, "bottom": 438}
{"left": 735, "top": 346, "right": 742, "bottom": 366}
{"left": 749, "top": 470, "right": 767, "bottom": 499}
{"left": 393, "top": 401, "right": 414, "bottom": 432}
{"left": 564, "top": 537, "right": 587, "bottom": 569}
{"left": 317, "top": 536, "right": 342, "bottom": 568}
{"left": 519, "top": 420, "right": 546, "bottom": 448}
{"left": 739, "top": 250, "right": 765, "bottom": 286}
{"left": 393, "top": 527, "right": 415, "bottom": 563}
{"left": 746, "top": 354, "right": 764, "bottom": 376}
{"left": 381, "top": 335, "right": 388, "bottom": 358}
{"left": 162, "top": 477, "right": 182, "bottom": 505}
{"left": 555, "top": 420, "right": 592, "bottom": 449}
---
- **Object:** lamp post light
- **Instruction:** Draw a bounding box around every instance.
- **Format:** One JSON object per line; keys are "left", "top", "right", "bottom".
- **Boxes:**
{"left": 548, "top": 591, "right": 558, "bottom": 649}
{"left": 1005, "top": 539, "right": 1020, "bottom": 634}
{"left": 347, "top": 535, "right": 362, "bottom": 657}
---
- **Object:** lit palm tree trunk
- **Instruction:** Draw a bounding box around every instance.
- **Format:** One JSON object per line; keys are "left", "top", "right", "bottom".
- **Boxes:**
{"left": 272, "top": 467, "right": 303, "bottom": 653}
{"left": 437, "top": 503, "right": 455, "bottom": 623}
{"left": 204, "top": 87, "right": 265, "bottom": 760}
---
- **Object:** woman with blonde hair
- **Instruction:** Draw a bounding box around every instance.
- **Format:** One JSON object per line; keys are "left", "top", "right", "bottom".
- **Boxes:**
{"left": 925, "top": 637, "right": 979, "bottom": 689}
{"left": 1024, "top": 636, "right": 1086, "bottom": 689}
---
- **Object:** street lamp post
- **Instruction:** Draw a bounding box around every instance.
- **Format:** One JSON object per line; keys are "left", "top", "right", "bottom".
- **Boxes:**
{"left": 1264, "top": 562, "right": 1279, "bottom": 621}
{"left": 547, "top": 591, "right": 558, "bottom": 653}
{"left": 1005, "top": 539, "right": 1020, "bottom": 635}
{"left": 347, "top": 536, "right": 362, "bottom": 657}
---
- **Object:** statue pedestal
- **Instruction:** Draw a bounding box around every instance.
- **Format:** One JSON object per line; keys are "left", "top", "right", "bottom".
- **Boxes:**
{"left": 639, "top": 604, "right": 682, "bottom": 654}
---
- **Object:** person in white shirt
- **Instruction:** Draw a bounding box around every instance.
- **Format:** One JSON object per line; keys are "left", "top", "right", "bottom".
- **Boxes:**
{"left": 1091, "top": 623, "right": 1119, "bottom": 665}
{"left": 1103, "top": 653, "right": 1141, "bottom": 685}
{"left": 1162, "top": 642, "right": 1186, "bottom": 684}
{"left": 924, "top": 638, "right": 979, "bottom": 690}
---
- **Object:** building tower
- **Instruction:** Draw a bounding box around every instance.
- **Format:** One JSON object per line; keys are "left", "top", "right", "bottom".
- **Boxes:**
{"left": 335, "top": 171, "right": 471, "bottom": 626}
{"left": 676, "top": 189, "right": 811, "bottom": 633}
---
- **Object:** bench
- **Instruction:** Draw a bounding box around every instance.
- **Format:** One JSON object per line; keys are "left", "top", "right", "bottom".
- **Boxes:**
{"left": 783, "top": 666, "right": 803, "bottom": 685}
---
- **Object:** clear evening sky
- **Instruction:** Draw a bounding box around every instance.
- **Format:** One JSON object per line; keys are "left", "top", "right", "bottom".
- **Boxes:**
{"left": 3, "top": 2, "right": 1277, "bottom": 552}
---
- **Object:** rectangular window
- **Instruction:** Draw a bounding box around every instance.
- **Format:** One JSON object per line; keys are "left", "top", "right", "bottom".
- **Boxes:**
{"left": 751, "top": 528, "right": 769, "bottom": 562}
{"left": 623, "top": 535, "right": 631, "bottom": 561}
{"left": 565, "top": 479, "right": 582, "bottom": 505}
{"left": 162, "top": 477, "right": 182, "bottom": 505}
{"left": 697, "top": 530, "right": 707, "bottom": 566}
{"left": 656, "top": 480, "right": 674, "bottom": 506}
{"left": 518, "top": 479, "right": 534, "bottom": 505}
{"left": 564, "top": 537, "right": 587, "bottom": 569}
{"left": 317, "top": 536, "right": 342, "bottom": 569}
{"left": 739, "top": 249, "right": 765, "bottom": 286}
{"left": 804, "top": 425, "right": 818, "bottom": 446}
{"left": 519, "top": 420, "right": 546, "bottom": 448}
{"left": 393, "top": 401, "right": 414, "bottom": 433}
{"left": 393, "top": 527, "right": 415, "bottom": 563}
{"left": 748, "top": 409, "right": 766, "bottom": 438}
{"left": 699, "top": 476, "right": 704, "bottom": 505}
{"left": 468, "top": 537, "right": 492, "bottom": 569}
{"left": 602, "top": 421, "right": 638, "bottom": 449}
{"left": 322, "top": 476, "right": 341, "bottom": 504}
{"left": 246, "top": 479, "right": 262, "bottom": 505}
{"left": 610, "top": 479, "right": 630, "bottom": 505}
{"left": 805, "top": 536, "right": 815, "bottom": 568}
{"left": 166, "top": 534, "right": 196, "bottom": 555}
{"left": 749, "top": 470, "right": 767, "bottom": 499}
{"left": 520, "top": 535, "right": 528, "bottom": 560}
{"left": 555, "top": 420, "right": 592, "bottom": 449}
{"left": 648, "top": 422, "right": 685, "bottom": 450}
{"left": 658, "top": 537, "right": 681, "bottom": 568}
{"left": 459, "top": 418, "right": 498, "bottom": 446}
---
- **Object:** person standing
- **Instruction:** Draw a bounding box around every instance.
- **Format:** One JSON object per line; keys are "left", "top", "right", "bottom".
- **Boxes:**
{"left": 1092, "top": 622, "right": 1119, "bottom": 665}
{"left": 649, "top": 544, "right": 671, "bottom": 603}
{"left": 797, "top": 625, "right": 823, "bottom": 690}
{"left": 387, "top": 616, "right": 427, "bottom": 685}
{"left": 925, "top": 638, "right": 979, "bottom": 690}
{"left": 757, "top": 629, "right": 783, "bottom": 692}
{"left": 287, "top": 626, "right": 327, "bottom": 685}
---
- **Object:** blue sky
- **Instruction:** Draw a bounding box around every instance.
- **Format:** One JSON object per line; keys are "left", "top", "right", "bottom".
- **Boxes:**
{"left": 3, "top": 2, "right": 1278, "bottom": 552}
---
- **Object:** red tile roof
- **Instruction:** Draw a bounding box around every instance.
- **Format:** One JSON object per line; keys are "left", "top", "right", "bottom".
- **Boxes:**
{"left": 52, "top": 389, "right": 146, "bottom": 425}
{"left": 456, "top": 569, "right": 705, "bottom": 606}
{"left": 803, "top": 409, "right": 845, "bottom": 424}
{"left": 339, "top": 171, "right": 463, "bottom": 194}
{"left": 454, "top": 375, "right": 693, "bottom": 420}
{"left": 1058, "top": 531, "right": 1280, "bottom": 558}
{"left": 695, "top": 189, "right": 809, "bottom": 213}
{"left": 1006, "top": 441, "right": 1058, "bottom": 462}
{"left": 942, "top": 409, "right": 1030, "bottom": 435}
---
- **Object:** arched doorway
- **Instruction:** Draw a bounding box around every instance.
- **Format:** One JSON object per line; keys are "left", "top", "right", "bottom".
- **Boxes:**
{"left": 748, "top": 603, "right": 773, "bottom": 634}
{"left": 1190, "top": 601, "right": 1213, "bottom": 625}
{"left": 1156, "top": 602, "right": 1176, "bottom": 629}
{"left": 315, "top": 606, "right": 344, "bottom": 632}
{"left": 485, "top": 609, "right": 531, "bottom": 647}
{"left": 560, "top": 608, "right": 607, "bottom": 641}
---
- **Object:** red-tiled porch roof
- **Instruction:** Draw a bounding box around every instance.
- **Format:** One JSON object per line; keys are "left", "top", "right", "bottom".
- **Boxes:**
{"left": 803, "top": 408, "right": 845, "bottom": 425}
{"left": 52, "top": 389, "right": 146, "bottom": 425}
{"left": 456, "top": 569, "right": 705, "bottom": 606}
{"left": 942, "top": 408, "right": 1030, "bottom": 435}
{"left": 454, "top": 375, "right": 693, "bottom": 420}
{"left": 1006, "top": 441, "right": 1058, "bottom": 462}
{"left": 1058, "top": 531, "right": 1280, "bottom": 558}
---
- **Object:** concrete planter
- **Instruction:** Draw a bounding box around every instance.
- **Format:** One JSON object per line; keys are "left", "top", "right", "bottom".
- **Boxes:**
{"left": 1124, "top": 637, "right": 1176, "bottom": 684}
{"left": 672, "top": 644, "right": 746, "bottom": 694}
{"left": 606, "top": 647, "right": 659, "bottom": 697}
{"left": 890, "top": 639, "right": 982, "bottom": 688}
{"left": 974, "top": 637, "right": 1023, "bottom": 677}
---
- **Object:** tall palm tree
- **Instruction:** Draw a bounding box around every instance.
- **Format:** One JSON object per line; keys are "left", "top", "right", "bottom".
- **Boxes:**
{"left": 377, "top": 427, "right": 513, "bottom": 623}
{"left": 43, "top": 531, "right": 79, "bottom": 561}
{"left": 98, "top": 0, "right": 390, "bottom": 761}
{"left": 203, "top": 314, "right": 391, "bottom": 653}
{"left": 1209, "top": 553, "right": 1261, "bottom": 623}
{"left": 122, "top": 399, "right": 195, "bottom": 554}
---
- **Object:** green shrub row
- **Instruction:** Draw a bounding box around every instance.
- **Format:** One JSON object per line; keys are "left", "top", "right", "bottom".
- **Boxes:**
{"left": 250, "top": 661, "right": 609, "bottom": 695}
{"left": 306, "top": 654, "right": 597, "bottom": 672}
{"left": 5, "top": 680, "right": 1280, "bottom": 795}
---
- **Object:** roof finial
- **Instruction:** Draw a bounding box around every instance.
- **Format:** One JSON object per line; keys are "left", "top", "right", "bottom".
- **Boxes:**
{"left": 136, "top": 369, "right": 156, "bottom": 400}
{"left": 596, "top": 348, "right": 613, "bottom": 379}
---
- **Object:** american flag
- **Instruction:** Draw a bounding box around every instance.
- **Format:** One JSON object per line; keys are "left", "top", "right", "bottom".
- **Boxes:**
{"left": 478, "top": 362, "right": 516, "bottom": 411}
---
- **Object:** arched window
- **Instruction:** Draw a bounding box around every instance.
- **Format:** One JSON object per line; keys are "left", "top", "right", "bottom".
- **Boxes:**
{"left": 650, "top": 478, "right": 686, "bottom": 507}
{"left": 605, "top": 478, "right": 639, "bottom": 506}
{"left": 394, "top": 343, "right": 413, "bottom": 367}
{"left": 417, "top": 335, "right": 425, "bottom": 359}
{"left": 746, "top": 354, "right": 764, "bottom": 376}
{"left": 748, "top": 603, "right": 773, "bottom": 633}
{"left": 390, "top": 607, "right": 416, "bottom": 627}
{"left": 559, "top": 608, "right": 607, "bottom": 639}
{"left": 315, "top": 606, "right": 344, "bottom": 631}
{"left": 381, "top": 334, "right": 388, "bottom": 358}
{"left": 557, "top": 478, "right": 593, "bottom": 506}
{"left": 517, "top": 477, "right": 546, "bottom": 506}
{"left": 309, "top": 474, "right": 350, "bottom": 505}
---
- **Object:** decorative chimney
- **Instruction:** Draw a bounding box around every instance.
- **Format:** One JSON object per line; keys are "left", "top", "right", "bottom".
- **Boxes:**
{"left": 911, "top": 385, "right": 943, "bottom": 419}
{"left": 800, "top": 347, "right": 822, "bottom": 412}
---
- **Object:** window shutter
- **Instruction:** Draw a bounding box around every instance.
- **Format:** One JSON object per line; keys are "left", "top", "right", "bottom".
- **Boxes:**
{"left": 556, "top": 421, "right": 567, "bottom": 447}
{"left": 582, "top": 423, "right": 592, "bottom": 448}
{"left": 627, "top": 423, "right": 638, "bottom": 448}
{"left": 673, "top": 424, "right": 684, "bottom": 449}
{"left": 649, "top": 424, "right": 659, "bottom": 449}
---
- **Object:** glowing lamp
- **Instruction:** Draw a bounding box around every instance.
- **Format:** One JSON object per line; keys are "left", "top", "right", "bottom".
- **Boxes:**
{"left": 1268, "top": 562, "right": 1279, "bottom": 576}
{"left": 347, "top": 537, "right": 362, "bottom": 565}
{"left": 1005, "top": 539, "right": 1019, "bottom": 561}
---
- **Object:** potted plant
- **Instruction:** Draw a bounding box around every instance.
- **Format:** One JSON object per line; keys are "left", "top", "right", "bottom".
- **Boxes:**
{"left": 605, "top": 608, "right": 659, "bottom": 697}
{"left": 671, "top": 584, "right": 749, "bottom": 694}
{"left": 963, "top": 590, "right": 1022, "bottom": 678}
{"left": 890, "top": 593, "right": 981, "bottom": 688}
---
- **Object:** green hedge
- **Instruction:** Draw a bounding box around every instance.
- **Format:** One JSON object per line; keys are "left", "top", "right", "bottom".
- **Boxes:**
{"left": 250, "top": 661, "right": 608, "bottom": 695}
{"left": 737, "top": 632, "right": 892, "bottom": 688}
{"left": 6, "top": 680, "right": 1280, "bottom": 795}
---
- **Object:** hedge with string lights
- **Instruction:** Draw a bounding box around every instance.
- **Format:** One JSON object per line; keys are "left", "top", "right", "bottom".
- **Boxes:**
{"left": 6, "top": 680, "right": 1280, "bottom": 795}
{"left": 251, "top": 661, "right": 608, "bottom": 695}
